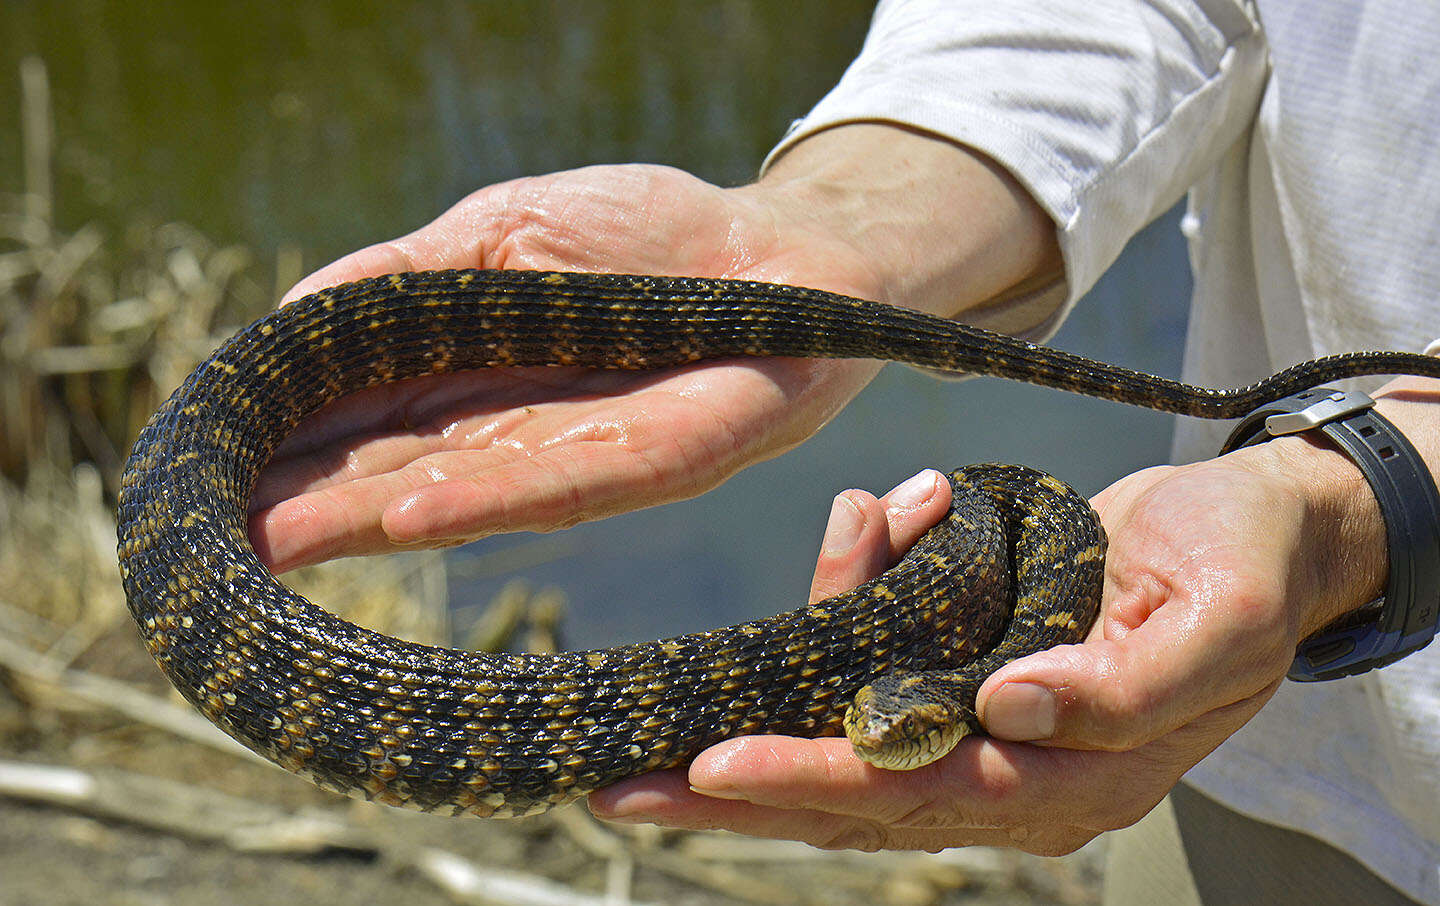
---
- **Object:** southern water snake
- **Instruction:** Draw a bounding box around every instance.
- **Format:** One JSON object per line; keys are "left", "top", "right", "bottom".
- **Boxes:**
{"left": 116, "top": 269, "right": 1440, "bottom": 815}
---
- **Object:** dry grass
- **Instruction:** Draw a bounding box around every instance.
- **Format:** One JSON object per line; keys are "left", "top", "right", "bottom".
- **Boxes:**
{"left": 0, "top": 56, "right": 450, "bottom": 666}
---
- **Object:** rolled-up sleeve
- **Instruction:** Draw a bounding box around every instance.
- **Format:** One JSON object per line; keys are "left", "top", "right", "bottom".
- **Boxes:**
{"left": 765, "top": 0, "right": 1269, "bottom": 327}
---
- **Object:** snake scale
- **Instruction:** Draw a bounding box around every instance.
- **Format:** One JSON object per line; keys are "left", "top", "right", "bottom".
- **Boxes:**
{"left": 117, "top": 269, "right": 1440, "bottom": 817}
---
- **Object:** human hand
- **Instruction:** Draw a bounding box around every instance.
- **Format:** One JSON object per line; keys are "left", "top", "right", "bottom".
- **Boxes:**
{"left": 588, "top": 433, "right": 1389, "bottom": 854}
{"left": 250, "top": 124, "right": 1059, "bottom": 572}
{"left": 250, "top": 163, "right": 887, "bottom": 571}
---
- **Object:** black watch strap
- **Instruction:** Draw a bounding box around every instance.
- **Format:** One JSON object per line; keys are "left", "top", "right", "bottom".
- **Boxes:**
{"left": 1219, "top": 387, "right": 1440, "bottom": 681}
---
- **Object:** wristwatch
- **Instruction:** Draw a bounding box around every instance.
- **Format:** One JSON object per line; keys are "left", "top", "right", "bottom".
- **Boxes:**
{"left": 1219, "top": 387, "right": 1440, "bottom": 681}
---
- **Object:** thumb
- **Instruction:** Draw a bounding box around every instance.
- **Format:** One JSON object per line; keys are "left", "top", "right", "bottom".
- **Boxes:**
{"left": 807, "top": 469, "right": 952, "bottom": 604}
{"left": 280, "top": 182, "right": 509, "bottom": 303}
{"left": 281, "top": 240, "right": 428, "bottom": 304}
{"left": 973, "top": 584, "right": 1289, "bottom": 751}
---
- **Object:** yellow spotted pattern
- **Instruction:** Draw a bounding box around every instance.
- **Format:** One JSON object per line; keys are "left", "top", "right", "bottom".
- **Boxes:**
{"left": 116, "top": 268, "right": 1440, "bottom": 815}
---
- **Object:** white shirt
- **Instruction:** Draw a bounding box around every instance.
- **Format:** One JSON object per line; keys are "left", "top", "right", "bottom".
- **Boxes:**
{"left": 765, "top": 1, "right": 1440, "bottom": 901}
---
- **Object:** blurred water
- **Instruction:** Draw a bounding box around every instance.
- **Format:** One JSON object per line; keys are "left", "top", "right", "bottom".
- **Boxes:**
{"left": 1, "top": 1, "right": 871, "bottom": 261}
{"left": 2, "top": 1, "right": 1192, "bottom": 648}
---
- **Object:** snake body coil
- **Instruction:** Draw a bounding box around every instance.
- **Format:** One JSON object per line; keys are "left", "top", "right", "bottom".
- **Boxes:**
{"left": 117, "top": 270, "right": 1440, "bottom": 816}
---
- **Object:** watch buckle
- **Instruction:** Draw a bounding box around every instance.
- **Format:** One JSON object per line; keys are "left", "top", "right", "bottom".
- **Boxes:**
{"left": 1262, "top": 390, "right": 1374, "bottom": 437}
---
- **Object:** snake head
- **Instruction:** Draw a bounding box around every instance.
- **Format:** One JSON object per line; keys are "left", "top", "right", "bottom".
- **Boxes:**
{"left": 842, "top": 676, "right": 976, "bottom": 771}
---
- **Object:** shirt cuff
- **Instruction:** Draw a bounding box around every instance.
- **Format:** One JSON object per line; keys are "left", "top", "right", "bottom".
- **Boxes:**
{"left": 763, "top": 0, "right": 1266, "bottom": 336}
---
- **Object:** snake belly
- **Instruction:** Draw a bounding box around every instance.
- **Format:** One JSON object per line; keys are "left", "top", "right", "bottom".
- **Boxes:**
{"left": 117, "top": 269, "right": 1440, "bottom": 817}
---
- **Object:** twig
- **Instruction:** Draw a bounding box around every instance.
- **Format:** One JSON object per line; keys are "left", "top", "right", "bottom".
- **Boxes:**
{"left": 551, "top": 807, "right": 802, "bottom": 905}
{"left": 0, "top": 759, "right": 362, "bottom": 852}
{"left": 0, "top": 759, "right": 649, "bottom": 906}
{"left": 27, "top": 343, "right": 139, "bottom": 375}
{"left": 604, "top": 850, "right": 635, "bottom": 906}
{"left": 525, "top": 586, "right": 568, "bottom": 654}
{"left": 0, "top": 633, "right": 263, "bottom": 765}
{"left": 19, "top": 56, "right": 52, "bottom": 227}
{"left": 0, "top": 599, "right": 62, "bottom": 648}
{"left": 462, "top": 580, "right": 532, "bottom": 652}
{"left": 412, "top": 848, "right": 653, "bottom": 906}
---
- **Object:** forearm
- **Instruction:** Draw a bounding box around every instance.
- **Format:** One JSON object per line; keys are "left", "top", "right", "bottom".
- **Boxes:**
{"left": 740, "top": 123, "right": 1063, "bottom": 320}
{"left": 745, "top": 0, "right": 1265, "bottom": 324}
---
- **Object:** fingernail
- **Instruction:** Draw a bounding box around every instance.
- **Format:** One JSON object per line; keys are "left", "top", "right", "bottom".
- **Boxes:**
{"left": 983, "top": 683, "right": 1057, "bottom": 741}
{"left": 592, "top": 788, "right": 667, "bottom": 821}
{"left": 594, "top": 811, "right": 648, "bottom": 825}
{"left": 822, "top": 495, "right": 866, "bottom": 555}
{"left": 688, "top": 783, "right": 747, "bottom": 801}
{"left": 888, "top": 469, "right": 940, "bottom": 510}
{"left": 688, "top": 738, "right": 750, "bottom": 799}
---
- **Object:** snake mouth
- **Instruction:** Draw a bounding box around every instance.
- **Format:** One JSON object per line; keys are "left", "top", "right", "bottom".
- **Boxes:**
{"left": 846, "top": 719, "right": 971, "bottom": 771}
{"left": 842, "top": 686, "right": 972, "bottom": 771}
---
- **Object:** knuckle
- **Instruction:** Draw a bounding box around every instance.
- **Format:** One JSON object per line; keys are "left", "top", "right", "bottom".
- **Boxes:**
{"left": 890, "top": 798, "right": 958, "bottom": 829}
{"left": 812, "top": 820, "right": 890, "bottom": 853}
{"left": 1081, "top": 682, "right": 1159, "bottom": 751}
{"left": 1226, "top": 586, "right": 1286, "bottom": 637}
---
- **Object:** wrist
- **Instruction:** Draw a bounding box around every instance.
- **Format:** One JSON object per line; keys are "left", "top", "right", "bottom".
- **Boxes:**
{"left": 1228, "top": 376, "right": 1440, "bottom": 641}
{"left": 1229, "top": 431, "right": 1388, "bottom": 638}
{"left": 737, "top": 123, "right": 1062, "bottom": 319}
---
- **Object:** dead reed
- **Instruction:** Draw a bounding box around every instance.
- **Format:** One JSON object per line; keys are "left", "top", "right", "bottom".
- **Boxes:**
{"left": 0, "top": 54, "right": 449, "bottom": 697}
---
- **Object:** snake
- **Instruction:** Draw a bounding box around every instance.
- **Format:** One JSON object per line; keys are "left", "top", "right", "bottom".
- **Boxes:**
{"left": 116, "top": 269, "right": 1440, "bottom": 817}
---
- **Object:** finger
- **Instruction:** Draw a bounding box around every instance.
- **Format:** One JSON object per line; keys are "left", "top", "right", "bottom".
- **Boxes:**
{"left": 254, "top": 422, "right": 457, "bottom": 515}
{"left": 681, "top": 734, "right": 1079, "bottom": 831}
{"left": 282, "top": 239, "right": 429, "bottom": 304}
{"left": 807, "top": 469, "right": 951, "bottom": 603}
{"left": 660, "top": 686, "right": 1274, "bottom": 844}
{"left": 251, "top": 387, "right": 759, "bottom": 572}
{"left": 248, "top": 339, "right": 857, "bottom": 569}
{"left": 975, "top": 572, "right": 1292, "bottom": 750}
{"left": 249, "top": 483, "right": 397, "bottom": 573}
{"left": 253, "top": 366, "right": 643, "bottom": 509}
{"left": 589, "top": 769, "right": 909, "bottom": 849}
{"left": 589, "top": 767, "right": 1071, "bottom": 852}
{"left": 280, "top": 181, "right": 518, "bottom": 302}
{"left": 875, "top": 468, "right": 951, "bottom": 560}
{"left": 807, "top": 491, "right": 886, "bottom": 603}
{"left": 250, "top": 438, "right": 622, "bottom": 571}
{"left": 248, "top": 358, "right": 769, "bottom": 569}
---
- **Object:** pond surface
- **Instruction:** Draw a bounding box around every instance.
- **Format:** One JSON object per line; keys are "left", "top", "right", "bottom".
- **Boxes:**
{"left": 3, "top": 1, "right": 1192, "bottom": 648}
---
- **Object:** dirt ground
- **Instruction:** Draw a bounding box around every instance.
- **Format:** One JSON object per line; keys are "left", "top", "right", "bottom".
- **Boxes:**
{"left": 0, "top": 797, "right": 1103, "bottom": 906}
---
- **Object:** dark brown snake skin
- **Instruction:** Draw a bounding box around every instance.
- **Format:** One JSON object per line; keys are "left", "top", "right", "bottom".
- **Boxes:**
{"left": 116, "top": 269, "right": 1440, "bottom": 816}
